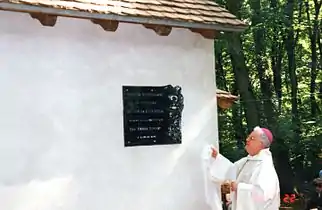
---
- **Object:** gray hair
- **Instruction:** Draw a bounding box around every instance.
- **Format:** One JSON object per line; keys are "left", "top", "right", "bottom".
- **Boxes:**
{"left": 253, "top": 126, "right": 270, "bottom": 148}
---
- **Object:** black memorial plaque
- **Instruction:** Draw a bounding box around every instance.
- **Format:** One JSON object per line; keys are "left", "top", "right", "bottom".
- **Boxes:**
{"left": 123, "top": 85, "right": 184, "bottom": 147}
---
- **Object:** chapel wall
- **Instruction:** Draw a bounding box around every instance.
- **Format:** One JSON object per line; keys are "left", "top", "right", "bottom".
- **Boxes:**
{"left": 0, "top": 11, "right": 218, "bottom": 210}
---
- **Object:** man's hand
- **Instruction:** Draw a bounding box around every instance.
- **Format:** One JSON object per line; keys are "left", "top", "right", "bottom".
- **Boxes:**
{"left": 211, "top": 147, "right": 218, "bottom": 158}
{"left": 231, "top": 181, "right": 238, "bottom": 192}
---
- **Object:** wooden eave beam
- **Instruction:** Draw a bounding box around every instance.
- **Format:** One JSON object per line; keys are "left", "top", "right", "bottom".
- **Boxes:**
{"left": 143, "top": 24, "right": 172, "bottom": 36}
{"left": 91, "top": 19, "right": 119, "bottom": 32}
{"left": 29, "top": 13, "right": 57, "bottom": 27}
{"left": 217, "top": 97, "right": 237, "bottom": 109}
{"left": 14, "top": 5, "right": 220, "bottom": 39}
{"left": 190, "top": 29, "right": 219, "bottom": 39}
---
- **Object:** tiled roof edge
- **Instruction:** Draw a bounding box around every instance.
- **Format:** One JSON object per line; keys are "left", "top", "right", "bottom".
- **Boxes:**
{"left": 0, "top": 2, "right": 248, "bottom": 32}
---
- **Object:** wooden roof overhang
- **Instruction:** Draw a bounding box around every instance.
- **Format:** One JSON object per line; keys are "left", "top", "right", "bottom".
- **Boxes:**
{"left": 216, "top": 89, "right": 239, "bottom": 109}
{"left": 0, "top": 0, "right": 247, "bottom": 39}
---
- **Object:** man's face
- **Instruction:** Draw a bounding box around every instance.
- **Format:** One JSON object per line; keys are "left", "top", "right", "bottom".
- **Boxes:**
{"left": 245, "top": 130, "right": 264, "bottom": 156}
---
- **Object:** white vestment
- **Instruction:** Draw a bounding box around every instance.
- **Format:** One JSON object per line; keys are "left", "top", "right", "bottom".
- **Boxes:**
{"left": 201, "top": 145, "right": 280, "bottom": 210}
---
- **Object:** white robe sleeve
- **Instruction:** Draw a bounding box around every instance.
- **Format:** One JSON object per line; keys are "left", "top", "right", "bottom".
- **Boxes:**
{"left": 201, "top": 145, "right": 235, "bottom": 210}
{"left": 235, "top": 160, "right": 280, "bottom": 210}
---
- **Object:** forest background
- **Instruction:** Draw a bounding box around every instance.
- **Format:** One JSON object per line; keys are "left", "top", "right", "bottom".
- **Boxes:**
{"left": 215, "top": 0, "right": 322, "bottom": 196}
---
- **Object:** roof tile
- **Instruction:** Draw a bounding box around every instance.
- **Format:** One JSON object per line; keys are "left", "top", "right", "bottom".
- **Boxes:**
{"left": 5, "top": 0, "right": 247, "bottom": 30}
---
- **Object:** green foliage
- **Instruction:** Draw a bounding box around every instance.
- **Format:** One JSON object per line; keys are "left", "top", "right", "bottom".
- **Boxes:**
{"left": 214, "top": 0, "right": 322, "bottom": 193}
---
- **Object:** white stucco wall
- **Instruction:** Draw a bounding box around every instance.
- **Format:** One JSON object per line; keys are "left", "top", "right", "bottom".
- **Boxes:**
{"left": 0, "top": 11, "right": 218, "bottom": 210}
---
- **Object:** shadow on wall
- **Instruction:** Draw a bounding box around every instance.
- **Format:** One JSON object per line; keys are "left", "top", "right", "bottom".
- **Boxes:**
{"left": 0, "top": 11, "right": 210, "bottom": 51}
{"left": 0, "top": 108, "right": 81, "bottom": 209}
{"left": 0, "top": 174, "right": 78, "bottom": 209}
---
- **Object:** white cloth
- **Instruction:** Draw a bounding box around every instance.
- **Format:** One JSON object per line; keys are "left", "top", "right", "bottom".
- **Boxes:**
{"left": 201, "top": 145, "right": 235, "bottom": 210}
{"left": 201, "top": 145, "right": 280, "bottom": 210}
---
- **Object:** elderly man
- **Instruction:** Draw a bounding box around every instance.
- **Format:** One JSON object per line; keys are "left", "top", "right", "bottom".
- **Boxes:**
{"left": 202, "top": 126, "right": 280, "bottom": 210}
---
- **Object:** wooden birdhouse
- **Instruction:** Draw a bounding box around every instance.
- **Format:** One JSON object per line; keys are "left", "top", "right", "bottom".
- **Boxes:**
{"left": 216, "top": 89, "right": 239, "bottom": 109}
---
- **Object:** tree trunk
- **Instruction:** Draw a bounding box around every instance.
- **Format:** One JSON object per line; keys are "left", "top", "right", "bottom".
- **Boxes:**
{"left": 319, "top": 82, "right": 322, "bottom": 100}
{"left": 225, "top": 0, "right": 260, "bottom": 131}
{"left": 271, "top": 42, "right": 283, "bottom": 112}
{"left": 318, "top": 20, "right": 322, "bottom": 74}
{"left": 305, "top": 0, "right": 322, "bottom": 117}
{"left": 270, "top": 0, "right": 283, "bottom": 112}
{"left": 226, "top": 33, "right": 260, "bottom": 130}
{"left": 225, "top": 0, "right": 259, "bottom": 131}
{"left": 215, "top": 41, "right": 229, "bottom": 91}
{"left": 250, "top": 0, "right": 276, "bottom": 128}
{"left": 231, "top": 62, "right": 245, "bottom": 149}
{"left": 284, "top": 0, "right": 304, "bottom": 183}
